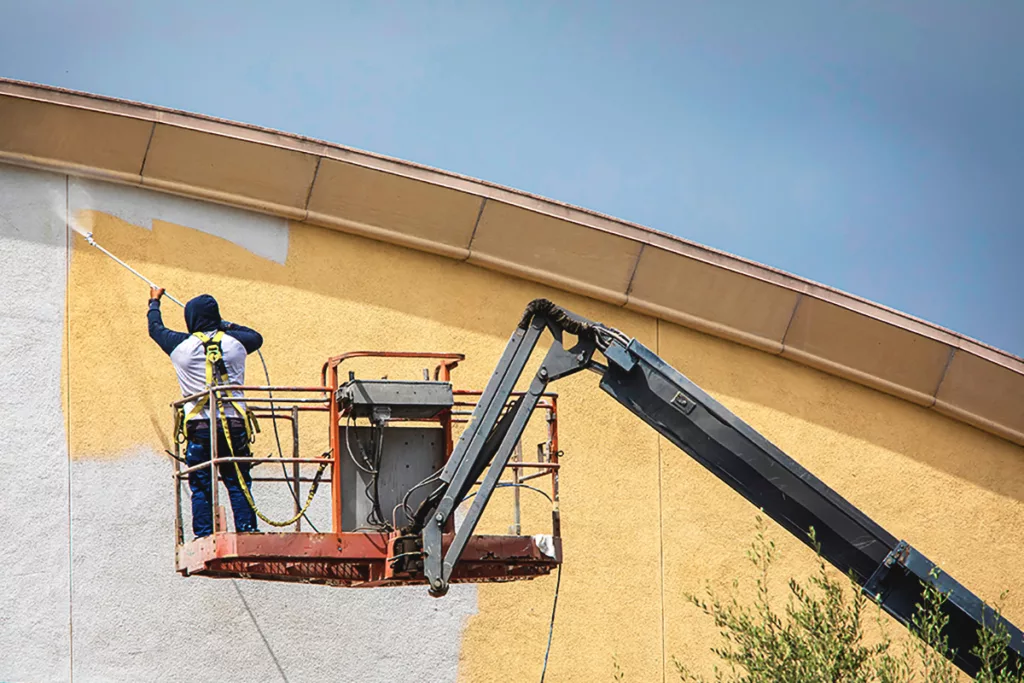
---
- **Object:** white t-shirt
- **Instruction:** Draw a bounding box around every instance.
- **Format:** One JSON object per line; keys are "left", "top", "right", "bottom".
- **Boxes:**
{"left": 171, "top": 331, "right": 249, "bottom": 421}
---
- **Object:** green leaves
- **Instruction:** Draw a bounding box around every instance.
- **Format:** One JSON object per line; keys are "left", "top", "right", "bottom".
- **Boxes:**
{"left": 665, "top": 517, "right": 1020, "bottom": 683}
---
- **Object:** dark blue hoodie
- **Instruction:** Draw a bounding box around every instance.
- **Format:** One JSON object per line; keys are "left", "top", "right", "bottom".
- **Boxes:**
{"left": 148, "top": 294, "right": 263, "bottom": 356}
{"left": 184, "top": 294, "right": 222, "bottom": 334}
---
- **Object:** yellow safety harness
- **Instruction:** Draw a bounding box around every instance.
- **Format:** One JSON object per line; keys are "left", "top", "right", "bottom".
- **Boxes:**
{"left": 176, "top": 331, "right": 327, "bottom": 528}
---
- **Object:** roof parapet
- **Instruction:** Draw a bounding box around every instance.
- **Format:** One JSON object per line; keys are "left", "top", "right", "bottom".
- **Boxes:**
{"left": 2, "top": 77, "right": 1021, "bottom": 448}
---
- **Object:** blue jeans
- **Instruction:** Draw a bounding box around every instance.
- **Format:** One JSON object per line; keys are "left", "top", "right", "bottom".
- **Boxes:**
{"left": 186, "top": 422, "right": 258, "bottom": 537}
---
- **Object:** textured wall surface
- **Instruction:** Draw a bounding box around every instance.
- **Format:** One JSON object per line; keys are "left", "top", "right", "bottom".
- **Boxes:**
{"left": 0, "top": 164, "right": 71, "bottom": 683}
{"left": 3, "top": 165, "right": 479, "bottom": 683}
{"left": 2, "top": 162, "right": 1024, "bottom": 682}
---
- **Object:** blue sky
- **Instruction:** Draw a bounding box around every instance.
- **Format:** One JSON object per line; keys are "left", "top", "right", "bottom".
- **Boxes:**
{"left": 2, "top": 1, "right": 1022, "bottom": 355}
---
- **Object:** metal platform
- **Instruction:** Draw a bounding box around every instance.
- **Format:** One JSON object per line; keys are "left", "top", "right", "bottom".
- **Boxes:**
{"left": 176, "top": 532, "right": 560, "bottom": 587}
{"left": 170, "top": 350, "right": 564, "bottom": 593}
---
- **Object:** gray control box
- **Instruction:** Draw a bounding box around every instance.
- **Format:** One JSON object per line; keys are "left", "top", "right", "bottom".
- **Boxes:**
{"left": 336, "top": 379, "right": 453, "bottom": 421}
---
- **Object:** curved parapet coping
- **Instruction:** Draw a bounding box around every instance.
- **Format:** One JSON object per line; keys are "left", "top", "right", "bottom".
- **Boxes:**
{"left": 2, "top": 77, "right": 1022, "bottom": 448}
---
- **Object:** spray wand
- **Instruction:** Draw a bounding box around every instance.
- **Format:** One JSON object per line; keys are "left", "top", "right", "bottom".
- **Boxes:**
{"left": 81, "top": 231, "right": 185, "bottom": 308}
{"left": 77, "top": 227, "right": 320, "bottom": 531}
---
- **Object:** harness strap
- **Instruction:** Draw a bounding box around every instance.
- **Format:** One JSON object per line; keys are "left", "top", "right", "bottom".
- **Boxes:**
{"left": 178, "top": 331, "right": 257, "bottom": 442}
{"left": 182, "top": 330, "right": 324, "bottom": 528}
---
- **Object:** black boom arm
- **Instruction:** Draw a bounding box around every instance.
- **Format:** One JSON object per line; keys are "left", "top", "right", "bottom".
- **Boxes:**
{"left": 416, "top": 299, "right": 1023, "bottom": 678}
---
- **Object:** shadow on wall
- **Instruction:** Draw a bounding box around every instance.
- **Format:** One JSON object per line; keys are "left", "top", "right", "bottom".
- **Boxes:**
{"left": 66, "top": 209, "right": 627, "bottom": 459}
{"left": 658, "top": 320, "right": 1024, "bottom": 512}
{"left": 65, "top": 209, "right": 1024, "bottom": 509}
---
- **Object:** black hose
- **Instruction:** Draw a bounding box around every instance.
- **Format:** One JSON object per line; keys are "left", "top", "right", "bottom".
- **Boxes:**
{"left": 401, "top": 468, "right": 443, "bottom": 523}
{"left": 518, "top": 298, "right": 595, "bottom": 336}
{"left": 369, "top": 426, "right": 390, "bottom": 530}
{"left": 257, "top": 349, "right": 319, "bottom": 532}
{"left": 460, "top": 482, "right": 553, "bottom": 504}
{"left": 349, "top": 419, "right": 391, "bottom": 531}
{"left": 409, "top": 483, "right": 447, "bottom": 533}
{"left": 539, "top": 565, "right": 562, "bottom": 682}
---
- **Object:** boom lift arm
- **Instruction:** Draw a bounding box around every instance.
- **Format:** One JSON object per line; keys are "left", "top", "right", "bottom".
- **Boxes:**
{"left": 410, "top": 299, "right": 1023, "bottom": 678}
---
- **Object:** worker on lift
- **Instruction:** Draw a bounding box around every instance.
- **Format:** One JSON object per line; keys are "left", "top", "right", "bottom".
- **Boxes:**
{"left": 148, "top": 287, "right": 264, "bottom": 538}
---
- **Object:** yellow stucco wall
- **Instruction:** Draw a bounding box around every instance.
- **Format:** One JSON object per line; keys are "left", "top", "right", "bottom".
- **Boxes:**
{"left": 65, "top": 210, "right": 1024, "bottom": 682}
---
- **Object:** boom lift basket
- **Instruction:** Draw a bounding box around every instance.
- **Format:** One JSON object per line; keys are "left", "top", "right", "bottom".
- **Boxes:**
{"left": 172, "top": 351, "right": 562, "bottom": 588}
{"left": 169, "top": 297, "right": 1024, "bottom": 677}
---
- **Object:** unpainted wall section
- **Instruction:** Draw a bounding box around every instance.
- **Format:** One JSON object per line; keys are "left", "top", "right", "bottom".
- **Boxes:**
{"left": 1, "top": 163, "right": 1023, "bottom": 682}
{"left": 0, "top": 162, "right": 71, "bottom": 683}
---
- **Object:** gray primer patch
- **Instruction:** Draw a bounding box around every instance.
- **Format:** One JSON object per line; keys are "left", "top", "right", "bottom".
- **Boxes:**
{"left": 0, "top": 165, "right": 71, "bottom": 682}
{"left": 1, "top": 164, "right": 478, "bottom": 683}
{"left": 72, "top": 451, "right": 477, "bottom": 683}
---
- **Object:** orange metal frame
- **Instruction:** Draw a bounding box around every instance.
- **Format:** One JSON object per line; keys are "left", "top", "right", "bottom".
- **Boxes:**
{"left": 173, "top": 351, "right": 563, "bottom": 588}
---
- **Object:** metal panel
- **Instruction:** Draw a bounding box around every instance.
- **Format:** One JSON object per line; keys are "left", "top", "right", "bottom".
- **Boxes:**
{"left": 935, "top": 349, "right": 1024, "bottom": 438}
{"left": 0, "top": 95, "right": 152, "bottom": 176}
{"left": 306, "top": 159, "right": 481, "bottom": 248}
{"left": 783, "top": 296, "right": 952, "bottom": 402}
{"left": 142, "top": 123, "right": 318, "bottom": 210}
{"left": 467, "top": 200, "right": 642, "bottom": 304}
{"left": 337, "top": 380, "right": 453, "bottom": 420}
{"left": 626, "top": 245, "right": 800, "bottom": 352}
{"left": 340, "top": 426, "right": 446, "bottom": 531}
{"left": 176, "top": 532, "right": 558, "bottom": 586}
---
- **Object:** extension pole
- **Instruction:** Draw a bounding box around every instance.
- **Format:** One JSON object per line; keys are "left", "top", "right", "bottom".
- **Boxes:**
{"left": 81, "top": 232, "right": 185, "bottom": 308}
{"left": 78, "top": 226, "right": 321, "bottom": 531}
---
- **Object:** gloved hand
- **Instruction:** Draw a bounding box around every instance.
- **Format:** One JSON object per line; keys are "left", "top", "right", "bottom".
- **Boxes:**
{"left": 150, "top": 286, "right": 165, "bottom": 301}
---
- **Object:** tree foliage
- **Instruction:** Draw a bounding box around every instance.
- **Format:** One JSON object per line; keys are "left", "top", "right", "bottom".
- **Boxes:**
{"left": 618, "top": 517, "right": 1022, "bottom": 682}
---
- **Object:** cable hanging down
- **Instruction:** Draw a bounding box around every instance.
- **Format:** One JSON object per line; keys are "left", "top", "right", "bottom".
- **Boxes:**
{"left": 258, "top": 348, "right": 322, "bottom": 532}
{"left": 214, "top": 346, "right": 329, "bottom": 530}
{"left": 344, "top": 415, "right": 393, "bottom": 531}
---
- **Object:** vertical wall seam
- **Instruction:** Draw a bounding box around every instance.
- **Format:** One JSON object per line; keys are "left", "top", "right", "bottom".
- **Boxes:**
{"left": 656, "top": 318, "right": 666, "bottom": 683}
{"left": 930, "top": 346, "right": 958, "bottom": 408}
{"left": 302, "top": 156, "right": 322, "bottom": 218}
{"left": 623, "top": 243, "right": 646, "bottom": 304}
{"left": 463, "top": 197, "right": 488, "bottom": 261}
{"left": 779, "top": 293, "right": 804, "bottom": 352}
{"left": 65, "top": 174, "right": 74, "bottom": 682}
{"left": 138, "top": 122, "right": 156, "bottom": 177}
